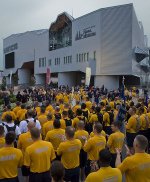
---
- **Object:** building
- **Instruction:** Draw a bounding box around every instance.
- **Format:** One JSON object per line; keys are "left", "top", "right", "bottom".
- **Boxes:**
{"left": 3, "top": 3, "right": 149, "bottom": 90}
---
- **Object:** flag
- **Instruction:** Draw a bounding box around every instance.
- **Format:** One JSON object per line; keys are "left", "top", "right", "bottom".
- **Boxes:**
{"left": 46, "top": 68, "right": 51, "bottom": 85}
{"left": 85, "top": 67, "right": 91, "bottom": 86}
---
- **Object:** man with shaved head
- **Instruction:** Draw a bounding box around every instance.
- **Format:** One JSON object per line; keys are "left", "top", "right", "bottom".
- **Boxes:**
{"left": 17, "top": 121, "right": 36, "bottom": 181}
{"left": 116, "top": 135, "right": 150, "bottom": 182}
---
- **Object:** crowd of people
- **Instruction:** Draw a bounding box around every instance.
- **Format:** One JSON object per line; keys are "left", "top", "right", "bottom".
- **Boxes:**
{"left": 0, "top": 86, "right": 150, "bottom": 182}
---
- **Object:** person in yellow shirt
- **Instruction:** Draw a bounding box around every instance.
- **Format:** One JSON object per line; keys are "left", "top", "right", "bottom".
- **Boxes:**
{"left": 138, "top": 107, "right": 149, "bottom": 139}
{"left": 24, "top": 127, "right": 56, "bottom": 182}
{"left": 83, "top": 123, "right": 106, "bottom": 176}
{"left": 17, "top": 104, "right": 27, "bottom": 122}
{"left": 85, "top": 149, "right": 122, "bottom": 182}
{"left": 17, "top": 121, "right": 36, "bottom": 180}
{"left": 81, "top": 103, "right": 90, "bottom": 121}
{"left": 42, "top": 114, "right": 54, "bottom": 138}
{"left": 57, "top": 126, "right": 82, "bottom": 182}
{"left": 116, "top": 135, "right": 150, "bottom": 182}
{"left": 45, "top": 119, "right": 65, "bottom": 154}
{"left": 0, "top": 132, "right": 23, "bottom": 181}
{"left": 72, "top": 101, "right": 81, "bottom": 114}
{"left": 60, "top": 111, "right": 72, "bottom": 129}
{"left": 13, "top": 101, "right": 21, "bottom": 115}
{"left": 45, "top": 100, "right": 54, "bottom": 114}
{"left": 75, "top": 121, "right": 89, "bottom": 181}
{"left": 126, "top": 106, "right": 140, "bottom": 153}
{"left": 89, "top": 106, "right": 103, "bottom": 125}
{"left": 103, "top": 106, "right": 114, "bottom": 135}
{"left": 107, "top": 121, "right": 125, "bottom": 167}
{"left": 1, "top": 105, "right": 16, "bottom": 121}
{"left": 85, "top": 97, "right": 92, "bottom": 111}
{"left": 72, "top": 109, "right": 87, "bottom": 129}
{"left": 37, "top": 106, "right": 48, "bottom": 129}
{"left": 0, "top": 125, "right": 5, "bottom": 148}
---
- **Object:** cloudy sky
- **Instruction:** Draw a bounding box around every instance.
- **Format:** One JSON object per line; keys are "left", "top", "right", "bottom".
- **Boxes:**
{"left": 0, "top": 0, "right": 150, "bottom": 69}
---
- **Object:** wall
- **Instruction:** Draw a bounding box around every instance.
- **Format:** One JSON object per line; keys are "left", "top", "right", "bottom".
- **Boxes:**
{"left": 95, "top": 75, "right": 119, "bottom": 90}
{"left": 18, "top": 68, "right": 31, "bottom": 84}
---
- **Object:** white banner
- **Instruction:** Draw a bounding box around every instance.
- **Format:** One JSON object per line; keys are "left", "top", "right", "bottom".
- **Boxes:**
{"left": 85, "top": 67, "right": 91, "bottom": 86}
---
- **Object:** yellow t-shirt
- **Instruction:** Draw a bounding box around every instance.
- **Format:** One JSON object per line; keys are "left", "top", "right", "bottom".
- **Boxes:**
{"left": 118, "top": 153, "right": 150, "bottom": 182}
{"left": 89, "top": 114, "right": 98, "bottom": 123}
{"left": 126, "top": 115, "right": 139, "bottom": 133}
{"left": 0, "top": 147, "right": 23, "bottom": 179}
{"left": 0, "top": 137, "right": 5, "bottom": 148}
{"left": 86, "top": 101, "right": 92, "bottom": 111}
{"left": 24, "top": 140, "right": 56, "bottom": 173}
{"left": 75, "top": 130, "right": 89, "bottom": 148}
{"left": 46, "top": 105, "right": 54, "bottom": 114}
{"left": 17, "top": 109, "right": 27, "bottom": 121}
{"left": 42, "top": 120, "right": 54, "bottom": 137}
{"left": 17, "top": 132, "right": 33, "bottom": 154}
{"left": 38, "top": 114, "right": 48, "bottom": 128}
{"left": 103, "top": 112, "right": 110, "bottom": 126}
{"left": 84, "top": 135, "right": 106, "bottom": 160}
{"left": 90, "top": 130, "right": 106, "bottom": 138}
{"left": 107, "top": 131, "right": 125, "bottom": 154}
{"left": 147, "top": 112, "right": 150, "bottom": 128}
{"left": 85, "top": 166, "right": 122, "bottom": 182}
{"left": 109, "top": 101, "right": 115, "bottom": 110}
{"left": 72, "top": 105, "right": 81, "bottom": 114}
{"left": 140, "top": 114, "right": 148, "bottom": 130}
{"left": 2, "top": 111, "right": 16, "bottom": 121}
{"left": 13, "top": 106, "right": 21, "bottom": 115}
{"left": 45, "top": 128, "right": 65, "bottom": 151}
{"left": 57, "top": 139, "right": 82, "bottom": 169}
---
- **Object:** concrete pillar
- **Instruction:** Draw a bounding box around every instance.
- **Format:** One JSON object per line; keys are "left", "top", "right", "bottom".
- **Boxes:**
{"left": 18, "top": 69, "right": 31, "bottom": 84}
{"left": 35, "top": 74, "right": 45, "bottom": 85}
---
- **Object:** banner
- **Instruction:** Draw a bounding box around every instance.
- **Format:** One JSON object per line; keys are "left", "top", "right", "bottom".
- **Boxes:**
{"left": 46, "top": 68, "right": 51, "bottom": 85}
{"left": 85, "top": 67, "right": 91, "bottom": 86}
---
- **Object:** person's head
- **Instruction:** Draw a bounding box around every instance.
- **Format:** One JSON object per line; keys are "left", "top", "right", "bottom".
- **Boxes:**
{"left": 40, "top": 106, "right": 46, "bottom": 114}
{"left": 77, "top": 120, "right": 85, "bottom": 130}
{"left": 27, "top": 110, "right": 33, "bottom": 118}
{"left": 30, "top": 128, "right": 40, "bottom": 141}
{"left": 76, "top": 101, "right": 80, "bottom": 105}
{"left": 81, "top": 103, "right": 86, "bottom": 110}
{"left": 47, "top": 113, "right": 53, "bottom": 121}
{"left": 93, "top": 123, "right": 103, "bottom": 134}
{"left": 105, "top": 105, "right": 111, "bottom": 112}
{"left": 53, "top": 119, "right": 61, "bottom": 129}
{"left": 0, "top": 125, "right": 4, "bottom": 137}
{"left": 62, "top": 111, "right": 68, "bottom": 118}
{"left": 16, "top": 101, "right": 20, "bottom": 106}
{"left": 128, "top": 106, "right": 136, "bottom": 116}
{"left": 5, "top": 132, "right": 16, "bottom": 145}
{"left": 133, "top": 135, "right": 148, "bottom": 152}
{"left": 21, "top": 104, "right": 26, "bottom": 109}
{"left": 95, "top": 106, "right": 100, "bottom": 114}
{"left": 27, "top": 121, "right": 36, "bottom": 131}
{"left": 65, "top": 126, "right": 75, "bottom": 140}
{"left": 7, "top": 105, "right": 11, "bottom": 110}
{"left": 76, "top": 109, "right": 82, "bottom": 116}
{"left": 51, "top": 161, "right": 65, "bottom": 182}
{"left": 5, "top": 114, "right": 13, "bottom": 123}
{"left": 111, "top": 121, "right": 121, "bottom": 132}
{"left": 138, "top": 107, "right": 144, "bottom": 115}
{"left": 99, "top": 149, "right": 112, "bottom": 167}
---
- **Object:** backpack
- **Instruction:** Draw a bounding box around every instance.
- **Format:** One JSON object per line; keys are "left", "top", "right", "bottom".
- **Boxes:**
{"left": 26, "top": 118, "right": 36, "bottom": 124}
{"left": 64, "top": 118, "right": 72, "bottom": 127}
{"left": 5, "top": 124, "right": 16, "bottom": 133}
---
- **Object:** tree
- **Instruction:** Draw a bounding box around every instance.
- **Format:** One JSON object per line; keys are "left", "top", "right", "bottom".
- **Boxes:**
{"left": 12, "top": 74, "right": 19, "bottom": 86}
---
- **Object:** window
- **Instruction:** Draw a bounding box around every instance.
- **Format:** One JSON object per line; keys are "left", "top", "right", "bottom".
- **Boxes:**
{"left": 70, "top": 56, "right": 72, "bottom": 63}
{"left": 87, "top": 52, "right": 89, "bottom": 61}
{"left": 94, "top": 51, "right": 96, "bottom": 60}
{"left": 76, "top": 54, "right": 78, "bottom": 62}
{"left": 64, "top": 57, "right": 66, "bottom": 64}
{"left": 44, "top": 57, "right": 46, "bottom": 67}
{"left": 39, "top": 58, "right": 41, "bottom": 67}
{"left": 48, "top": 59, "right": 51, "bottom": 66}
{"left": 84, "top": 53, "right": 86, "bottom": 61}
{"left": 79, "top": 54, "right": 81, "bottom": 62}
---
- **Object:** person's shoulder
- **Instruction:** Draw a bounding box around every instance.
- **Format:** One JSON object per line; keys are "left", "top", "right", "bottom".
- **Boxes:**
{"left": 111, "top": 167, "right": 122, "bottom": 174}
{"left": 86, "top": 171, "right": 101, "bottom": 181}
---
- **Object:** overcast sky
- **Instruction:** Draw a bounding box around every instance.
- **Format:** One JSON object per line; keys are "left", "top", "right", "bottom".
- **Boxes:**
{"left": 0, "top": 0, "right": 150, "bottom": 69}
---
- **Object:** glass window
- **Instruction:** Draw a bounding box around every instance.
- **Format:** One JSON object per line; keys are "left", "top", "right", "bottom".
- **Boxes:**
{"left": 87, "top": 52, "right": 89, "bottom": 61}
{"left": 49, "top": 59, "right": 51, "bottom": 66}
{"left": 76, "top": 54, "right": 78, "bottom": 62}
{"left": 79, "top": 54, "right": 81, "bottom": 62}
{"left": 42, "top": 58, "right": 44, "bottom": 67}
{"left": 94, "top": 51, "right": 96, "bottom": 60}
{"left": 84, "top": 53, "right": 86, "bottom": 61}
{"left": 70, "top": 56, "right": 72, "bottom": 63}
{"left": 44, "top": 57, "right": 46, "bottom": 67}
{"left": 39, "top": 58, "right": 41, "bottom": 67}
{"left": 64, "top": 57, "right": 65, "bottom": 64}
